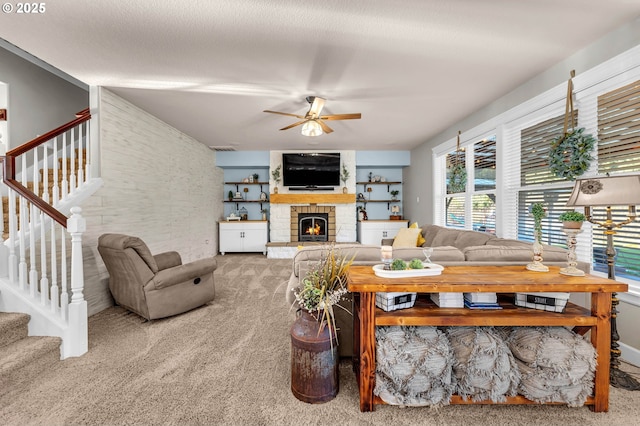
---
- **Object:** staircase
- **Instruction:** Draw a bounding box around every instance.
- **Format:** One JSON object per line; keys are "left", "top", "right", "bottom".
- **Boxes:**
{"left": 0, "top": 108, "right": 101, "bottom": 360}
{"left": 0, "top": 312, "right": 60, "bottom": 393}
{"left": 2, "top": 154, "right": 86, "bottom": 238}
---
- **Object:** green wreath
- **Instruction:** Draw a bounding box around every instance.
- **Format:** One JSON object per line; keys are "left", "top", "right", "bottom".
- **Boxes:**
{"left": 448, "top": 163, "right": 466, "bottom": 193}
{"left": 548, "top": 127, "right": 595, "bottom": 180}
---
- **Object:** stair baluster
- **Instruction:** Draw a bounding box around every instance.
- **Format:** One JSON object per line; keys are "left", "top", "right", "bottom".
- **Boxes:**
{"left": 0, "top": 108, "right": 92, "bottom": 358}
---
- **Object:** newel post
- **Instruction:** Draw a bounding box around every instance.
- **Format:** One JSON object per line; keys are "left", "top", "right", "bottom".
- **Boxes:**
{"left": 65, "top": 206, "right": 88, "bottom": 358}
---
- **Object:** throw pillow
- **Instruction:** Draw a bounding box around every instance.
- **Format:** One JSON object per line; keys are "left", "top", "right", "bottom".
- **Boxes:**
{"left": 410, "top": 222, "right": 426, "bottom": 246}
{"left": 392, "top": 227, "right": 422, "bottom": 248}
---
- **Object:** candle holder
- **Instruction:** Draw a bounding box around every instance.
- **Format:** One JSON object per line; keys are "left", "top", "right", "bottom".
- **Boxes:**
{"left": 381, "top": 246, "right": 393, "bottom": 270}
{"left": 559, "top": 227, "right": 584, "bottom": 276}
{"left": 526, "top": 229, "right": 549, "bottom": 272}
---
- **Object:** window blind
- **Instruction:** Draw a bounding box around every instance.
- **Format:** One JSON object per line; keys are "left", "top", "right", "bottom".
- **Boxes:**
{"left": 446, "top": 149, "right": 466, "bottom": 194}
{"left": 595, "top": 80, "right": 640, "bottom": 280}
{"left": 597, "top": 79, "right": 640, "bottom": 174}
{"left": 517, "top": 189, "right": 572, "bottom": 247}
{"left": 520, "top": 112, "right": 578, "bottom": 185}
{"left": 445, "top": 196, "right": 465, "bottom": 229}
{"left": 474, "top": 137, "right": 496, "bottom": 191}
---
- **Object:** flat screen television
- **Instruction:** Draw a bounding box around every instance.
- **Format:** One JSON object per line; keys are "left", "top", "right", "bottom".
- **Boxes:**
{"left": 282, "top": 153, "right": 341, "bottom": 187}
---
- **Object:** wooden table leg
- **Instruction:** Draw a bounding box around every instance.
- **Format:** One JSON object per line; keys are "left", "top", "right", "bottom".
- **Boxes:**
{"left": 591, "top": 292, "right": 612, "bottom": 413}
{"left": 357, "top": 292, "right": 376, "bottom": 412}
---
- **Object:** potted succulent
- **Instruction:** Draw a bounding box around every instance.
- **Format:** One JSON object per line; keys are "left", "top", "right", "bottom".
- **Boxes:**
{"left": 390, "top": 190, "right": 399, "bottom": 201}
{"left": 559, "top": 211, "right": 586, "bottom": 229}
{"left": 227, "top": 190, "right": 233, "bottom": 201}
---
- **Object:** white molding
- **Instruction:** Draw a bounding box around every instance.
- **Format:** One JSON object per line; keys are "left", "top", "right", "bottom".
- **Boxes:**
{"left": 620, "top": 342, "right": 640, "bottom": 368}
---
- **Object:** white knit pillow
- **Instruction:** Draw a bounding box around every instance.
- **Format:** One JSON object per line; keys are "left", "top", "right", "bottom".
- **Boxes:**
{"left": 375, "top": 326, "right": 455, "bottom": 406}
{"left": 506, "top": 326, "right": 597, "bottom": 407}
{"left": 445, "top": 326, "right": 520, "bottom": 403}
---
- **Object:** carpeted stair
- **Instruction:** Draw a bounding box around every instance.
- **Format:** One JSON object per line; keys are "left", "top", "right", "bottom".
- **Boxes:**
{"left": 0, "top": 312, "right": 61, "bottom": 398}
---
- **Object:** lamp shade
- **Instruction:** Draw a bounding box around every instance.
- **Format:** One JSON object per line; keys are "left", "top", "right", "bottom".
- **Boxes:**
{"left": 566, "top": 175, "right": 640, "bottom": 207}
{"left": 301, "top": 120, "right": 323, "bottom": 137}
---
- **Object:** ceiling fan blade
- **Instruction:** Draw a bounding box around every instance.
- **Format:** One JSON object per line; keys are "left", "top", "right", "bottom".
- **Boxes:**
{"left": 264, "top": 110, "right": 306, "bottom": 119}
{"left": 308, "top": 97, "right": 326, "bottom": 118}
{"left": 319, "top": 113, "right": 361, "bottom": 121}
{"left": 279, "top": 120, "right": 308, "bottom": 131}
{"left": 317, "top": 119, "right": 334, "bottom": 134}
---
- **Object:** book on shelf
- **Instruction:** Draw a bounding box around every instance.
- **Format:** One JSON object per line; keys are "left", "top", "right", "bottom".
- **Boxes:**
{"left": 430, "top": 293, "right": 464, "bottom": 308}
{"left": 463, "top": 292, "right": 497, "bottom": 304}
{"left": 463, "top": 299, "right": 503, "bottom": 310}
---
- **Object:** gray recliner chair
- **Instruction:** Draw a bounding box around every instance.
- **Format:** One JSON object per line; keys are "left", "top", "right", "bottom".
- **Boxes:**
{"left": 98, "top": 233, "right": 217, "bottom": 320}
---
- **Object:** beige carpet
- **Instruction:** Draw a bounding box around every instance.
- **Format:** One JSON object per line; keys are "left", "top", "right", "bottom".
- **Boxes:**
{"left": 2, "top": 253, "right": 640, "bottom": 425}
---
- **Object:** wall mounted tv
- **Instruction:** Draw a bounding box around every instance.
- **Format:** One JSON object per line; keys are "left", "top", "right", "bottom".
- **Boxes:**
{"left": 282, "top": 153, "right": 341, "bottom": 188}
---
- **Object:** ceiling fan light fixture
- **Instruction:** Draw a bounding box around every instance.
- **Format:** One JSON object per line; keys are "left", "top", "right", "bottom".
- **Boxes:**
{"left": 301, "top": 120, "right": 323, "bottom": 137}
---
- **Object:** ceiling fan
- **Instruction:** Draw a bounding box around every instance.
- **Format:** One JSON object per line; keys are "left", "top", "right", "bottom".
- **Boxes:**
{"left": 263, "top": 96, "right": 361, "bottom": 136}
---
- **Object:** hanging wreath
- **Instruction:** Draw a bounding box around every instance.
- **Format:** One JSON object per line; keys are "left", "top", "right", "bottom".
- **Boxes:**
{"left": 447, "top": 130, "right": 466, "bottom": 193}
{"left": 448, "top": 163, "right": 466, "bottom": 193}
{"left": 548, "top": 127, "right": 595, "bottom": 180}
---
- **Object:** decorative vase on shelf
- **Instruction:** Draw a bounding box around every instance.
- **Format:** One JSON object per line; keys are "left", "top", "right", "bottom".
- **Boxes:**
{"left": 343, "top": 187, "right": 347, "bottom": 194}
{"left": 274, "top": 186, "right": 279, "bottom": 194}
{"left": 526, "top": 229, "right": 549, "bottom": 272}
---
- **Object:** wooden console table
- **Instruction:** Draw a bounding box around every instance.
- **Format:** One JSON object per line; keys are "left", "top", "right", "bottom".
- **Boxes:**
{"left": 347, "top": 265, "right": 628, "bottom": 413}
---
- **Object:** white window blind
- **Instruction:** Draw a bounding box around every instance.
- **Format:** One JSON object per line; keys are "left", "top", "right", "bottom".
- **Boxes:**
{"left": 474, "top": 138, "right": 496, "bottom": 191}
{"left": 446, "top": 149, "right": 466, "bottom": 194}
{"left": 445, "top": 196, "right": 465, "bottom": 229}
{"left": 518, "top": 114, "right": 578, "bottom": 248}
{"left": 520, "top": 112, "right": 577, "bottom": 186}
{"left": 517, "top": 189, "right": 572, "bottom": 246}
{"left": 595, "top": 80, "right": 640, "bottom": 281}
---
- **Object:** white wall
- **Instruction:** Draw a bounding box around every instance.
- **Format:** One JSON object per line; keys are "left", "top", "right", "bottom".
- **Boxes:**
{"left": 0, "top": 44, "right": 88, "bottom": 148}
{"left": 80, "top": 89, "right": 223, "bottom": 316}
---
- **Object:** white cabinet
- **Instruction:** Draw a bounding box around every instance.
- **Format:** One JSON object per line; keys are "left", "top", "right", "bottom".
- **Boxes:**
{"left": 219, "top": 221, "right": 268, "bottom": 255}
{"left": 357, "top": 220, "right": 409, "bottom": 245}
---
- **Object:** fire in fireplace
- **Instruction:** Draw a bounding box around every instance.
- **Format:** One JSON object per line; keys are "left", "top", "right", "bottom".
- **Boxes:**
{"left": 298, "top": 213, "right": 329, "bottom": 242}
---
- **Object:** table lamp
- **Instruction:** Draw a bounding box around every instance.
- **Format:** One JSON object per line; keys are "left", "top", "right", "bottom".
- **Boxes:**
{"left": 566, "top": 174, "right": 640, "bottom": 390}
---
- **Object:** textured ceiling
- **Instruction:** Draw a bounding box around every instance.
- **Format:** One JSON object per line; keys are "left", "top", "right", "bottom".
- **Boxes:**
{"left": 1, "top": 0, "right": 639, "bottom": 151}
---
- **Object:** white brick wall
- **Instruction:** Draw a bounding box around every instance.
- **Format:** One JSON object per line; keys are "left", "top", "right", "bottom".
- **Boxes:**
{"left": 81, "top": 88, "right": 223, "bottom": 316}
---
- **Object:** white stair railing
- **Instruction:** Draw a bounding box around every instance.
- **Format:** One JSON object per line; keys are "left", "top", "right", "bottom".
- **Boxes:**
{"left": 0, "top": 109, "right": 91, "bottom": 358}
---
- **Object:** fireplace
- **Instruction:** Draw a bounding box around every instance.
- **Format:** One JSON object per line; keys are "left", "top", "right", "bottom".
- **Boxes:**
{"left": 298, "top": 213, "right": 329, "bottom": 242}
{"left": 290, "top": 205, "right": 336, "bottom": 242}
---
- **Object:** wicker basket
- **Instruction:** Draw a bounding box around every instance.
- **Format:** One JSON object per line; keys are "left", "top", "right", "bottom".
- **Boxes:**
{"left": 376, "top": 292, "right": 417, "bottom": 311}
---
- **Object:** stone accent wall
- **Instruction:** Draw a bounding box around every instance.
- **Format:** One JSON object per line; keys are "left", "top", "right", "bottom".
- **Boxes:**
{"left": 80, "top": 88, "right": 223, "bottom": 316}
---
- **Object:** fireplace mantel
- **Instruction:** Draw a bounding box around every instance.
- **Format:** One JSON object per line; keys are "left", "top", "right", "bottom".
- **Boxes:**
{"left": 270, "top": 193, "right": 355, "bottom": 204}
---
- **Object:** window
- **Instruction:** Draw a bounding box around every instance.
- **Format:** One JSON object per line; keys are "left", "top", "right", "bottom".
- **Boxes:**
{"left": 594, "top": 80, "right": 640, "bottom": 281}
{"left": 472, "top": 137, "right": 496, "bottom": 233}
{"left": 442, "top": 136, "right": 497, "bottom": 233}
{"left": 517, "top": 114, "right": 577, "bottom": 246}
